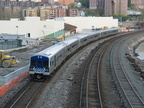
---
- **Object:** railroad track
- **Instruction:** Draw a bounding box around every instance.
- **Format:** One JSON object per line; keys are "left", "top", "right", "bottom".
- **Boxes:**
{"left": 3, "top": 79, "right": 49, "bottom": 108}
{"left": 79, "top": 36, "right": 122, "bottom": 108}
{"left": 3, "top": 31, "right": 144, "bottom": 108}
{"left": 79, "top": 30, "right": 144, "bottom": 108}
{"left": 110, "top": 38, "right": 144, "bottom": 108}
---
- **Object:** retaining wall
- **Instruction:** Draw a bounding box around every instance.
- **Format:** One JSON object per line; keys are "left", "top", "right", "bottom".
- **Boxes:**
{"left": 126, "top": 34, "right": 144, "bottom": 57}
{"left": 0, "top": 65, "right": 29, "bottom": 97}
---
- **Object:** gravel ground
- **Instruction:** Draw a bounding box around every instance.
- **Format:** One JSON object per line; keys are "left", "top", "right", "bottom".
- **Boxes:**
{"left": 0, "top": 38, "right": 57, "bottom": 76}
{"left": 0, "top": 38, "right": 57, "bottom": 107}
{"left": 1, "top": 34, "right": 144, "bottom": 108}
{"left": 31, "top": 40, "right": 100, "bottom": 108}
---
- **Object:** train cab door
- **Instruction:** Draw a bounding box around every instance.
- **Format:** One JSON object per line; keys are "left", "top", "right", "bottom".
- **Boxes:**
{"left": 37, "top": 56, "right": 49, "bottom": 71}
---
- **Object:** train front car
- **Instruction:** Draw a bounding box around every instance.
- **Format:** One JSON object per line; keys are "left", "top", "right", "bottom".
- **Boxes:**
{"left": 29, "top": 42, "right": 66, "bottom": 81}
{"left": 29, "top": 55, "right": 49, "bottom": 81}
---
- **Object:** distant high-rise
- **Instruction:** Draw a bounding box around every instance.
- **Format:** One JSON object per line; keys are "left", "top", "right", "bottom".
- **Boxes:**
{"left": 41, "top": 0, "right": 47, "bottom": 4}
{"left": 89, "top": 0, "right": 104, "bottom": 9}
{"left": 58, "top": 0, "right": 74, "bottom": 6}
{"left": 89, "top": 0, "right": 98, "bottom": 9}
{"left": 98, "top": 0, "right": 104, "bottom": 8}
{"left": 129, "top": 0, "right": 144, "bottom": 9}
{"left": 105, "top": 0, "right": 128, "bottom": 16}
{"left": 48, "top": 0, "right": 54, "bottom": 5}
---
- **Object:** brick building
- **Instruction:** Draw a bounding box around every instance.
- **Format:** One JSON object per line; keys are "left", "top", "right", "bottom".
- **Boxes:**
{"left": 66, "top": 9, "right": 79, "bottom": 17}
{"left": 40, "top": 8, "right": 66, "bottom": 20}
{"left": 25, "top": 7, "right": 78, "bottom": 20}
{"left": 58, "top": 0, "right": 74, "bottom": 6}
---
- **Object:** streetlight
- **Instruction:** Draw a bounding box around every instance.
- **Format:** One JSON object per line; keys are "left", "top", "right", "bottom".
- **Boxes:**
{"left": 16, "top": 26, "right": 19, "bottom": 39}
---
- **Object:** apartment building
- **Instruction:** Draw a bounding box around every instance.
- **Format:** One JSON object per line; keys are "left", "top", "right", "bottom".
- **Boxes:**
{"left": 40, "top": 8, "right": 66, "bottom": 20}
{"left": 66, "top": 9, "right": 79, "bottom": 17}
{"left": 48, "top": 0, "right": 54, "bottom": 5}
{"left": 130, "top": 0, "right": 144, "bottom": 9}
{"left": 58, "top": 0, "right": 74, "bottom": 6}
{"left": 26, "top": 8, "right": 39, "bottom": 16}
{"left": 105, "top": 0, "right": 128, "bottom": 16}
{"left": 89, "top": 0, "right": 98, "bottom": 9}
{"left": 40, "top": 8, "right": 51, "bottom": 20}
{"left": 25, "top": 7, "right": 78, "bottom": 20}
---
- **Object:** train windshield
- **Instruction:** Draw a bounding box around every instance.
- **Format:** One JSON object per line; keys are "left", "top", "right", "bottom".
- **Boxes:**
{"left": 30, "top": 59, "right": 36, "bottom": 68}
{"left": 30, "top": 56, "right": 49, "bottom": 70}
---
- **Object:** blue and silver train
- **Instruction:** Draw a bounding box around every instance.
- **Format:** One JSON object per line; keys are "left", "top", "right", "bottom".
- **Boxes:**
{"left": 29, "top": 28, "right": 118, "bottom": 80}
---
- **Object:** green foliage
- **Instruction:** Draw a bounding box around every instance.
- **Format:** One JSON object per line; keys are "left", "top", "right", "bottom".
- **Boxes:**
{"left": 128, "top": 4, "right": 135, "bottom": 9}
{"left": 112, "top": 14, "right": 131, "bottom": 21}
{"left": 85, "top": 8, "right": 104, "bottom": 16}
{"left": 79, "top": 0, "right": 89, "bottom": 8}
{"left": 68, "top": 3, "right": 80, "bottom": 9}
{"left": 68, "top": 3, "right": 74, "bottom": 8}
{"left": 141, "top": 9, "right": 144, "bottom": 14}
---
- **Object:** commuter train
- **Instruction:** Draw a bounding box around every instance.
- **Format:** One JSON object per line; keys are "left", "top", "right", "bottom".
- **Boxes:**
{"left": 29, "top": 28, "right": 118, "bottom": 80}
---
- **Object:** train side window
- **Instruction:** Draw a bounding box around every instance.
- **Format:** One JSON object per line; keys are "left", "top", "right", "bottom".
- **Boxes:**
{"left": 67, "top": 48, "right": 70, "bottom": 51}
{"left": 50, "top": 61, "right": 51, "bottom": 66}
{"left": 44, "top": 60, "right": 48, "bottom": 68}
{"left": 50, "top": 61, "right": 53, "bottom": 66}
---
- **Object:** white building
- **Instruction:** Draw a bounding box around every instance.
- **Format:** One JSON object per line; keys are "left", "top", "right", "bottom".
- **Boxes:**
{"left": 0, "top": 16, "right": 118, "bottom": 38}
{"left": 64, "top": 17, "right": 118, "bottom": 33}
{"left": 0, "top": 17, "right": 64, "bottom": 38}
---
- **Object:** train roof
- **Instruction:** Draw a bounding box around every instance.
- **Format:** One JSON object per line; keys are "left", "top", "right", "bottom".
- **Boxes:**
{"left": 63, "top": 36, "right": 79, "bottom": 44}
{"left": 32, "top": 42, "right": 66, "bottom": 58}
{"left": 31, "top": 28, "right": 118, "bottom": 58}
{"left": 75, "top": 33, "right": 91, "bottom": 39}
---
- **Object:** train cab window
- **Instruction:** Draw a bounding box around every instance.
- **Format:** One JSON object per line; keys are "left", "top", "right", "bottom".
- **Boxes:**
{"left": 38, "top": 61, "right": 42, "bottom": 67}
{"left": 30, "top": 59, "right": 36, "bottom": 67}
{"left": 44, "top": 60, "right": 48, "bottom": 68}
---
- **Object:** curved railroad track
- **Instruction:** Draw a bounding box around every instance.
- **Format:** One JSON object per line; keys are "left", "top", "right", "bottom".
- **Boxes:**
{"left": 79, "top": 36, "right": 122, "bottom": 108}
{"left": 110, "top": 37, "right": 144, "bottom": 108}
{"left": 79, "top": 30, "right": 144, "bottom": 108}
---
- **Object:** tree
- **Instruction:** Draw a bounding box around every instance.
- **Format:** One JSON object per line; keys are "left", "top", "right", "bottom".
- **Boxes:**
{"left": 140, "top": 9, "right": 144, "bottom": 21}
{"left": 128, "top": 4, "right": 136, "bottom": 10}
{"left": 112, "top": 14, "right": 131, "bottom": 21}
{"left": 79, "top": 0, "right": 89, "bottom": 8}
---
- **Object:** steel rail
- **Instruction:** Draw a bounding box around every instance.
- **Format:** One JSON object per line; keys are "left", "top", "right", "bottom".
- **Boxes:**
{"left": 9, "top": 81, "right": 46, "bottom": 108}
{"left": 111, "top": 38, "right": 144, "bottom": 108}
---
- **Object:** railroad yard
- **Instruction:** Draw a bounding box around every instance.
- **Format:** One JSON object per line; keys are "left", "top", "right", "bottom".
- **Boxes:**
{"left": 1, "top": 31, "right": 144, "bottom": 107}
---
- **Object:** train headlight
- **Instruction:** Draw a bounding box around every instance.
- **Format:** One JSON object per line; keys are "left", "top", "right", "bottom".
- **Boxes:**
{"left": 43, "top": 68, "right": 49, "bottom": 72}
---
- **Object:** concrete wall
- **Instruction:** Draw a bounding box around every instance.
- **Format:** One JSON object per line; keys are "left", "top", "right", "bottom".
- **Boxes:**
{"left": 64, "top": 17, "right": 118, "bottom": 33}
{"left": 0, "top": 17, "right": 64, "bottom": 38}
{"left": 0, "top": 66, "right": 29, "bottom": 97}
